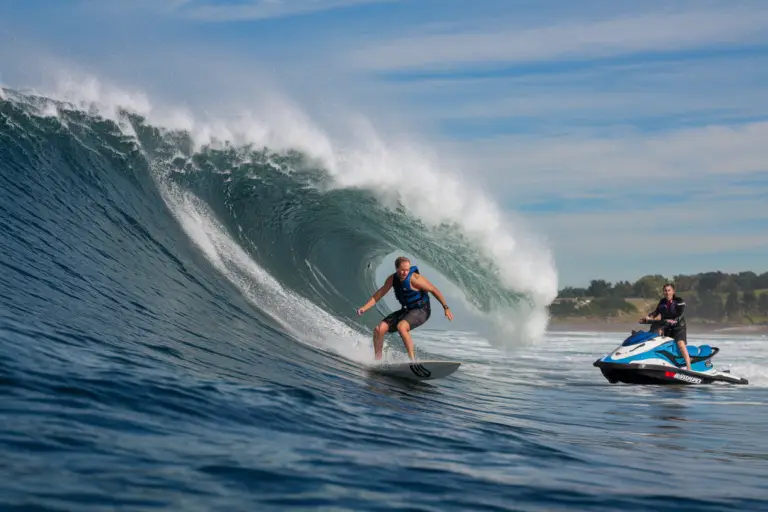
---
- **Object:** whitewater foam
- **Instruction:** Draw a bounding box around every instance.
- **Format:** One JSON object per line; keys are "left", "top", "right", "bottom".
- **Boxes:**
{"left": 722, "top": 363, "right": 768, "bottom": 387}
{"left": 320, "top": 117, "right": 559, "bottom": 298}
{"left": 5, "top": 71, "right": 559, "bottom": 346}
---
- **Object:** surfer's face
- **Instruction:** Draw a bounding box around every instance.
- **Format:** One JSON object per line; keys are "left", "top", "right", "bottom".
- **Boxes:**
{"left": 396, "top": 262, "right": 410, "bottom": 280}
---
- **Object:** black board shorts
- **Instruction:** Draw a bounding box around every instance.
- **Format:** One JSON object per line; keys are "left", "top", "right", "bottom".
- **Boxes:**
{"left": 382, "top": 306, "right": 431, "bottom": 333}
{"left": 666, "top": 325, "right": 687, "bottom": 343}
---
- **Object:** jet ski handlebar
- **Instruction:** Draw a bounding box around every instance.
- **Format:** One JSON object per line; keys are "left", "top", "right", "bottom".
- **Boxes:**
{"left": 639, "top": 319, "right": 667, "bottom": 326}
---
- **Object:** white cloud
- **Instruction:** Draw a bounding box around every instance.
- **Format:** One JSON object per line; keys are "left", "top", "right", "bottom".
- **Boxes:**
{"left": 350, "top": 6, "right": 768, "bottom": 70}
{"left": 567, "top": 233, "right": 767, "bottom": 258}
{"left": 535, "top": 196, "right": 768, "bottom": 229}
{"left": 385, "top": 55, "right": 768, "bottom": 123}
{"left": 160, "top": 0, "right": 398, "bottom": 21}
{"left": 437, "top": 120, "right": 768, "bottom": 204}
{"left": 530, "top": 198, "right": 768, "bottom": 286}
{"left": 434, "top": 116, "right": 768, "bottom": 286}
{"left": 76, "top": 0, "right": 399, "bottom": 23}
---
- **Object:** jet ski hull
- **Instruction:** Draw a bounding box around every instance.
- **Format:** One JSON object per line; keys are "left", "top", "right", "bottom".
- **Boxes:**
{"left": 593, "top": 324, "right": 748, "bottom": 385}
{"left": 594, "top": 360, "right": 749, "bottom": 385}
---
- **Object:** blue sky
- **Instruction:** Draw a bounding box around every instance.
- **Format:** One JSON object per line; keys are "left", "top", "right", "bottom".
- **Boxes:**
{"left": 1, "top": 0, "right": 767, "bottom": 289}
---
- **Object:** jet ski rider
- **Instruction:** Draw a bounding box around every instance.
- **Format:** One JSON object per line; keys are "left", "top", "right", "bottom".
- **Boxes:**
{"left": 641, "top": 283, "right": 691, "bottom": 371}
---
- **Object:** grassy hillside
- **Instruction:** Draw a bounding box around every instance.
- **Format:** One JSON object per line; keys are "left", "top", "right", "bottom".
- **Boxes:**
{"left": 551, "top": 274, "right": 768, "bottom": 326}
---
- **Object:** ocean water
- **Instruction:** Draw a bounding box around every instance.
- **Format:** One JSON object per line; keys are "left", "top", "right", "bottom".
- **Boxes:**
{"left": 2, "top": 87, "right": 767, "bottom": 511}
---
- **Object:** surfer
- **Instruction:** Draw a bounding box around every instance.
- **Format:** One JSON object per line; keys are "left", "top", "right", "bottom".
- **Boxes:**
{"left": 356, "top": 256, "right": 453, "bottom": 361}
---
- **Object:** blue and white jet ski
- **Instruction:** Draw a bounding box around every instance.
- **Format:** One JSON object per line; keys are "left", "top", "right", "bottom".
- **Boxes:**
{"left": 593, "top": 321, "right": 748, "bottom": 385}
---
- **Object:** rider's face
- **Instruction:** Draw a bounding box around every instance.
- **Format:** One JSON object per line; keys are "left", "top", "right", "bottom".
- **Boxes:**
{"left": 397, "top": 262, "right": 410, "bottom": 280}
{"left": 663, "top": 286, "right": 674, "bottom": 299}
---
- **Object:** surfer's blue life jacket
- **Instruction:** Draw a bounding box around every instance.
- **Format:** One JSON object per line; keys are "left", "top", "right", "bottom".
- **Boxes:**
{"left": 393, "top": 266, "right": 430, "bottom": 310}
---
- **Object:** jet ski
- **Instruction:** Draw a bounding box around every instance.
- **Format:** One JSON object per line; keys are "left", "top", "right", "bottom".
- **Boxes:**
{"left": 593, "top": 321, "right": 748, "bottom": 385}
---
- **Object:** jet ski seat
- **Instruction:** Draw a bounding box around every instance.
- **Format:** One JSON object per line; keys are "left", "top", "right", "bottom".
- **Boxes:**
{"left": 675, "top": 344, "right": 714, "bottom": 358}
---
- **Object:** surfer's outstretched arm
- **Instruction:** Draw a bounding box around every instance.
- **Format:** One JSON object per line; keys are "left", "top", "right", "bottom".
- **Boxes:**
{"left": 412, "top": 274, "right": 453, "bottom": 321}
{"left": 357, "top": 275, "right": 393, "bottom": 315}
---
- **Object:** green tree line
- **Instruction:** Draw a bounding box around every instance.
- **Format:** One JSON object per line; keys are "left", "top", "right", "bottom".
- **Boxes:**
{"left": 553, "top": 271, "right": 768, "bottom": 322}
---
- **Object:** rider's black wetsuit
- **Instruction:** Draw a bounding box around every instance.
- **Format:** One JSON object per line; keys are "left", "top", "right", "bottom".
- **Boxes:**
{"left": 648, "top": 296, "right": 687, "bottom": 342}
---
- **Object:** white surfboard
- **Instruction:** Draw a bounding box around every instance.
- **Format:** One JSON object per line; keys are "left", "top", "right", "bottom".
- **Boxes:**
{"left": 367, "top": 360, "right": 462, "bottom": 381}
